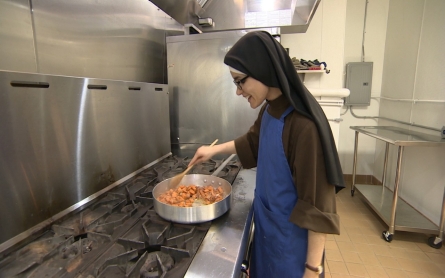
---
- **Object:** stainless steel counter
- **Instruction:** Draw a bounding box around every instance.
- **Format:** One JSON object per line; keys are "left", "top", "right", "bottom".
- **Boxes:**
{"left": 185, "top": 168, "right": 256, "bottom": 278}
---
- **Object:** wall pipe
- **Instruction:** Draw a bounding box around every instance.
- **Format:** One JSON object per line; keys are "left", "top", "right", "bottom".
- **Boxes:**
{"left": 361, "top": 0, "right": 369, "bottom": 62}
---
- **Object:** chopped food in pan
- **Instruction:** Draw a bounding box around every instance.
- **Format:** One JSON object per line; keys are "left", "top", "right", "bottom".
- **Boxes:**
{"left": 157, "top": 184, "right": 225, "bottom": 207}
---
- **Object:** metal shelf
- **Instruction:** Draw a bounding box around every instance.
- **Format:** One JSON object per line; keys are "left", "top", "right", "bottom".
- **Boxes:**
{"left": 355, "top": 184, "right": 438, "bottom": 234}
{"left": 296, "top": 69, "right": 328, "bottom": 82}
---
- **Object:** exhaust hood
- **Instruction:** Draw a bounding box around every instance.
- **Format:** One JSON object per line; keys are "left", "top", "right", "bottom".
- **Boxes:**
{"left": 149, "top": 0, "right": 321, "bottom": 34}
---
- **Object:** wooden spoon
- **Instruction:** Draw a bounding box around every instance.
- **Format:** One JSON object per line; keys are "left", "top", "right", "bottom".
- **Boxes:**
{"left": 169, "top": 139, "right": 218, "bottom": 188}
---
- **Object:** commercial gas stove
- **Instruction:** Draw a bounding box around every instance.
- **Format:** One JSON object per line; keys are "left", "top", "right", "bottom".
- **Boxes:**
{"left": 0, "top": 155, "right": 250, "bottom": 278}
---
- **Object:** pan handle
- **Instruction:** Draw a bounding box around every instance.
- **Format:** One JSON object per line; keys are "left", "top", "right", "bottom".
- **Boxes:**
{"left": 212, "top": 154, "right": 237, "bottom": 176}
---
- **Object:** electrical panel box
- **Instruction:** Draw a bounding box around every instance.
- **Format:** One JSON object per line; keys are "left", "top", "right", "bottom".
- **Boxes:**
{"left": 344, "top": 62, "right": 373, "bottom": 106}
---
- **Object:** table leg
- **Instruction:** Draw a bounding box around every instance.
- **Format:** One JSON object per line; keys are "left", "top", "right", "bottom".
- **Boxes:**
{"left": 351, "top": 131, "right": 359, "bottom": 196}
{"left": 439, "top": 189, "right": 445, "bottom": 240}
{"left": 383, "top": 145, "right": 404, "bottom": 242}
{"left": 428, "top": 188, "right": 445, "bottom": 249}
{"left": 381, "top": 143, "right": 389, "bottom": 186}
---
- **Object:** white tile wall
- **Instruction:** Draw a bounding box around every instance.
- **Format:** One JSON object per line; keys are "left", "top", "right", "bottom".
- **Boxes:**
{"left": 414, "top": 0, "right": 445, "bottom": 100}
{"left": 381, "top": 0, "right": 424, "bottom": 100}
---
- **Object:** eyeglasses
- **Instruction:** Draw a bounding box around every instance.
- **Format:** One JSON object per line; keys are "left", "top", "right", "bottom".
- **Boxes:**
{"left": 233, "top": 76, "right": 249, "bottom": 90}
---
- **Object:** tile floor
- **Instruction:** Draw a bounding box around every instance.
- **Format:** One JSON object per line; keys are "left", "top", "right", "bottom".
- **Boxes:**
{"left": 324, "top": 185, "right": 445, "bottom": 278}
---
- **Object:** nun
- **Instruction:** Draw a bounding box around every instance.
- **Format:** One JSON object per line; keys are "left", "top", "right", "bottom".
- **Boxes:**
{"left": 189, "top": 31, "right": 344, "bottom": 278}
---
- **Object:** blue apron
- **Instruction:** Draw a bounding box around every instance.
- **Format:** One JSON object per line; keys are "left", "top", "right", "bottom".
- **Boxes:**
{"left": 250, "top": 106, "right": 308, "bottom": 278}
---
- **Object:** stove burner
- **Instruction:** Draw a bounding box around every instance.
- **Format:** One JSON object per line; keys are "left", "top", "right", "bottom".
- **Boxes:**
{"left": 61, "top": 244, "right": 79, "bottom": 259}
{"left": 190, "top": 159, "right": 219, "bottom": 175}
{"left": 161, "top": 156, "right": 180, "bottom": 168}
{"left": 162, "top": 167, "right": 185, "bottom": 179}
{"left": 140, "top": 251, "right": 174, "bottom": 278}
{"left": 154, "top": 166, "right": 172, "bottom": 181}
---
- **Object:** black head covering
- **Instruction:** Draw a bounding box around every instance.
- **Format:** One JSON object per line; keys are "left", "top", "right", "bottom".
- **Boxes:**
{"left": 224, "top": 31, "right": 345, "bottom": 192}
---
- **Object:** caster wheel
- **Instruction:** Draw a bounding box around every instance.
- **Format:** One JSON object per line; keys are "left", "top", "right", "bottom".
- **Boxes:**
{"left": 382, "top": 231, "right": 393, "bottom": 242}
{"left": 351, "top": 190, "right": 355, "bottom": 197}
{"left": 428, "top": 237, "right": 443, "bottom": 249}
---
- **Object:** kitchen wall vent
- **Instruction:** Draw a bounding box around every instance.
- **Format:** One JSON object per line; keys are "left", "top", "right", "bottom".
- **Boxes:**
{"left": 344, "top": 62, "right": 373, "bottom": 106}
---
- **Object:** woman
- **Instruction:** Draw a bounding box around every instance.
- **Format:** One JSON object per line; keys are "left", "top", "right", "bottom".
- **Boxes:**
{"left": 189, "top": 31, "right": 345, "bottom": 278}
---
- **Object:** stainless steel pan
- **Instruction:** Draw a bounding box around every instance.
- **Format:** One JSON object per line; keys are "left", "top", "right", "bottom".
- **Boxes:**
{"left": 152, "top": 174, "right": 232, "bottom": 224}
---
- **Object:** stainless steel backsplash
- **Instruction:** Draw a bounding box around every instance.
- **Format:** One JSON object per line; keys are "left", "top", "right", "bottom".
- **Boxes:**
{"left": 0, "top": 71, "right": 171, "bottom": 245}
{"left": 0, "top": 0, "right": 37, "bottom": 73}
{"left": 0, "top": 0, "right": 182, "bottom": 246}
{"left": 0, "top": 0, "right": 184, "bottom": 84}
{"left": 167, "top": 31, "right": 261, "bottom": 156}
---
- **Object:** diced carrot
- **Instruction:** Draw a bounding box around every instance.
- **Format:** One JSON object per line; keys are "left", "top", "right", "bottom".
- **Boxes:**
{"left": 157, "top": 184, "right": 226, "bottom": 207}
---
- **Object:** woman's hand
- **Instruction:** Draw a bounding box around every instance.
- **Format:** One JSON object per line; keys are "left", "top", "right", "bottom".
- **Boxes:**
{"left": 188, "top": 145, "right": 218, "bottom": 166}
{"left": 188, "top": 141, "right": 236, "bottom": 167}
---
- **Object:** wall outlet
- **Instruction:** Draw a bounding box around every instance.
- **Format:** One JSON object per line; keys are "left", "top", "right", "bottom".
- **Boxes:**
{"left": 441, "top": 126, "right": 445, "bottom": 139}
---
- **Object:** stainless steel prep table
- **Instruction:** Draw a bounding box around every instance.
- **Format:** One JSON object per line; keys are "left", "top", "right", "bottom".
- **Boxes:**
{"left": 350, "top": 126, "right": 445, "bottom": 248}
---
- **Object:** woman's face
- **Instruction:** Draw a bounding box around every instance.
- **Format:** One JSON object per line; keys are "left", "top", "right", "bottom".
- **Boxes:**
{"left": 231, "top": 72, "right": 279, "bottom": 109}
